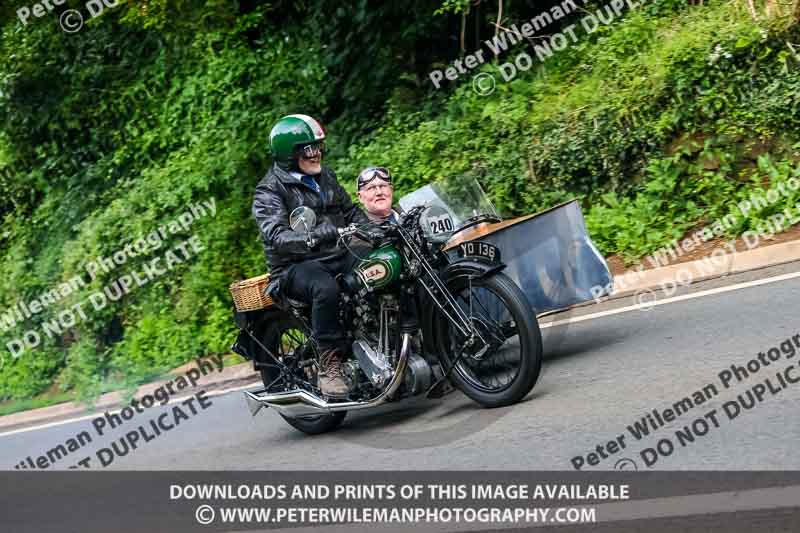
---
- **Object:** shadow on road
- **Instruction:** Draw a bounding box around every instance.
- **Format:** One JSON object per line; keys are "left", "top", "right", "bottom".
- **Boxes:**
{"left": 542, "top": 323, "right": 632, "bottom": 362}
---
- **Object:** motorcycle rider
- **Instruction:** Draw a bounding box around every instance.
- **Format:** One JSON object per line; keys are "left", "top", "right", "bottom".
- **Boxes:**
{"left": 252, "top": 114, "right": 370, "bottom": 398}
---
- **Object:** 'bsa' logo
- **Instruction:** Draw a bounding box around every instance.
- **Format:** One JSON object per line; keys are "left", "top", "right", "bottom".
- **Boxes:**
{"left": 363, "top": 264, "right": 387, "bottom": 282}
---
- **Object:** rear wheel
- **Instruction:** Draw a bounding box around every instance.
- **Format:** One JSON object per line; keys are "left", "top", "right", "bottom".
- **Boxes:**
{"left": 260, "top": 315, "right": 346, "bottom": 435}
{"left": 433, "top": 272, "right": 542, "bottom": 408}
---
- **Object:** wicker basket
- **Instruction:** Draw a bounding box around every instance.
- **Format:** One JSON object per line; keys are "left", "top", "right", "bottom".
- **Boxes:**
{"left": 229, "top": 273, "right": 274, "bottom": 311}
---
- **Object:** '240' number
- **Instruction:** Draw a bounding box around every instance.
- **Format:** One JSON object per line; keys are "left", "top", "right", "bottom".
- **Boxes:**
{"left": 429, "top": 215, "right": 454, "bottom": 234}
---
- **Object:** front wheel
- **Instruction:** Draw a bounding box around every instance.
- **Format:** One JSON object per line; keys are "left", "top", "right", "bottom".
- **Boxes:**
{"left": 433, "top": 272, "right": 543, "bottom": 408}
{"left": 260, "top": 315, "right": 346, "bottom": 435}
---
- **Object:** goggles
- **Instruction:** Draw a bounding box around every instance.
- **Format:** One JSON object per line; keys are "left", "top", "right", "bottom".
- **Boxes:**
{"left": 295, "top": 141, "right": 326, "bottom": 160}
{"left": 357, "top": 166, "right": 392, "bottom": 191}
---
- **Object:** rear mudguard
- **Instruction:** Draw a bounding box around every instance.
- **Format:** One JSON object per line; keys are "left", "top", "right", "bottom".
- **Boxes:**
{"left": 231, "top": 307, "right": 287, "bottom": 362}
{"left": 419, "top": 258, "right": 506, "bottom": 358}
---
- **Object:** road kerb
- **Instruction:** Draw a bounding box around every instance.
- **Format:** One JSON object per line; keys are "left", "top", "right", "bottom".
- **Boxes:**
{"left": 0, "top": 362, "right": 259, "bottom": 432}
{"left": 609, "top": 238, "right": 800, "bottom": 299}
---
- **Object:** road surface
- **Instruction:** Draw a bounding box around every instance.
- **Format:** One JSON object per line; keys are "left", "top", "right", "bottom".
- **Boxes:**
{"left": 3, "top": 261, "right": 800, "bottom": 471}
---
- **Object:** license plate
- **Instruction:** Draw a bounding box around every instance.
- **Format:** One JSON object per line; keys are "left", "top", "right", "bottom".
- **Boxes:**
{"left": 457, "top": 241, "right": 501, "bottom": 263}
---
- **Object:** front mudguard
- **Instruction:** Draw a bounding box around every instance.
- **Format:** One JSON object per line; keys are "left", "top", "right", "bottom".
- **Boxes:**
{"left": 419, "top": 258, "right": 506, "bottom": 358}
{"left": 438, "top": 257, "right": 506, "bottom": 284}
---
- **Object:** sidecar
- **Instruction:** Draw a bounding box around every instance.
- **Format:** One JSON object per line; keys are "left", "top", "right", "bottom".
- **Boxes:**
{"left": 399, "top": 182, "right": 613, "bottom": 316}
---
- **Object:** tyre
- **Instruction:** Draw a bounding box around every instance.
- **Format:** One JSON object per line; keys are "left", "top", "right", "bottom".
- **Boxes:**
{"left": 433, "top": 272, "right": 542, "bottom": 408}
{"left": 259, "top": 315, "right": 346, "bottom": 435}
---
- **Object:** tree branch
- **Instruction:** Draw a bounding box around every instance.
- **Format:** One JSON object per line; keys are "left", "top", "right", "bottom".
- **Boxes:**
{"left": 746, "top": 0, "right": 759, "bottom": 20}
{"left": 495, "top": 0, "right": 503, "bottom": 38}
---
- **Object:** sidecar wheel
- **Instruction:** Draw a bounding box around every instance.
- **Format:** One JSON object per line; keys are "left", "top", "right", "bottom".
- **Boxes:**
{"left": 434, "top": 272, "right": 543, "bottom": 408}
{"left": 260, "top": 316, "right": 347, "bottom": 435}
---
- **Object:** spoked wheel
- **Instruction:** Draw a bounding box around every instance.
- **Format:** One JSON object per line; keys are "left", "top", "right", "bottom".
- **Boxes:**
{"left": 260, "top": 315, "right": 346, "bottom": 435}
{"left": 434, "top": 272, "right": 543, "bottom": 408}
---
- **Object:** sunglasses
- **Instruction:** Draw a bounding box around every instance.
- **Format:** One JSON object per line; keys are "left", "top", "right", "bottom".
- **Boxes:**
{"left": 357, "top": 167, "right": 392, "bottom": 191}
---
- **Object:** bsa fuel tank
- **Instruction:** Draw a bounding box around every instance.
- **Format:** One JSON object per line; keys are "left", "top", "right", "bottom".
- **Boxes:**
{"left": 354, "top": 245, "right": 402, "bottom": 290}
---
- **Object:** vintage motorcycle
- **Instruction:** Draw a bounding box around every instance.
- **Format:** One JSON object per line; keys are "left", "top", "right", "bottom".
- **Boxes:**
{"left": 231, "top": 177, "right": 543, "bottom": 434}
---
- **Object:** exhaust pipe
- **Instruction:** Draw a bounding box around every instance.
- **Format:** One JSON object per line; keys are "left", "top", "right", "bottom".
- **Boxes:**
{"left": 243, "top": 333, "right": 412, "bottom": 418}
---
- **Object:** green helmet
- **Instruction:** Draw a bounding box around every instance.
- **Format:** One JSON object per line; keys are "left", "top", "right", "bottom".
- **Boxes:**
{"left": 269, "top": 114, "right": 326, "bottom": 167}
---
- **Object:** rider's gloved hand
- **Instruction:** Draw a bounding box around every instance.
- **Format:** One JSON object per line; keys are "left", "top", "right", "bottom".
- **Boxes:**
{"left": 312, "top": 221, "right": 340, "bottom": 245}
{"left": 356, "top": 226, "right": 385, "bottom": 245}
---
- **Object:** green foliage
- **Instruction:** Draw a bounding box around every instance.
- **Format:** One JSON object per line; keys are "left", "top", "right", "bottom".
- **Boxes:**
{"left": 0, "top": 391, "right": 75, "bottom": 417}
{"left": 435, "top": 0, "right": 472, "bottom": 16}
{"left": 586, "top": 147, "right": 800, "bottom": 263}
{"left": 584, "top": 140, "right": 735, "bottom": 262}
{"left": 344, "top": 0, "right": 800, "bottom": 257}
{"left": 0, "top": 8, "right": 327, "bottom": 399}
{"left": 346, "top": 1, "right": 799, "bottom": 202}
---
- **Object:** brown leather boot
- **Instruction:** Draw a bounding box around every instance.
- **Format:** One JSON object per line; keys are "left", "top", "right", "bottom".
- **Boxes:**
{"left": 318, "top": 348, "right": 350, "bottom": 398}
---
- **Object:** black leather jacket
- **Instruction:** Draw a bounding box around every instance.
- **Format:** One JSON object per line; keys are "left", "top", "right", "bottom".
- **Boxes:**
{"left": 252, "top": 164, "right": 369, "bottom": 276}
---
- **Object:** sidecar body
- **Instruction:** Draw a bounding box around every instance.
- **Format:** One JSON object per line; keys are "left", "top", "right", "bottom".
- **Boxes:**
{"left": 444, "top": 200, "right": 613, "bottom": 315}
{"left": 399, "top": 180, "right": 613, "bottom": 316}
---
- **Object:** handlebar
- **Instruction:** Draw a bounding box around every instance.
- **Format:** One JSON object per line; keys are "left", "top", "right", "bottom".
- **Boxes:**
{"left": 337, "top": 223, "right": 395, "bottom": 246}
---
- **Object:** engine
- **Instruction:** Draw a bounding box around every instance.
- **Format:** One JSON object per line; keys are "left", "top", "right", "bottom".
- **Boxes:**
{"left": 339, "top": 293, "right": 433, "bottom": 399}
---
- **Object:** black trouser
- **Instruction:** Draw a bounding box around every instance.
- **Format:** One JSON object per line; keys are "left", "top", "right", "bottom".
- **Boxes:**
{"left": 284, "top": 250, "right": 363, "bottom": 353}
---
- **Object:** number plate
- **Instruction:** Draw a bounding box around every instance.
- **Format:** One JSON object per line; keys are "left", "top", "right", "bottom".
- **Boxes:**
{"left": 457, "top": 241, "right": 501, "bottom": 263}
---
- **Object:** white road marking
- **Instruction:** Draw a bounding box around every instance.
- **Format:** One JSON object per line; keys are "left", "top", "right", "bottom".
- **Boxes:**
{"left": 0, "top": 381, "right": 261, "bottom": 439}
{"left": 5, "top": 269, "right": 800, "bottom": 440}
{"left": 540, "top": 269, "right": 800, "bottom": 329}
